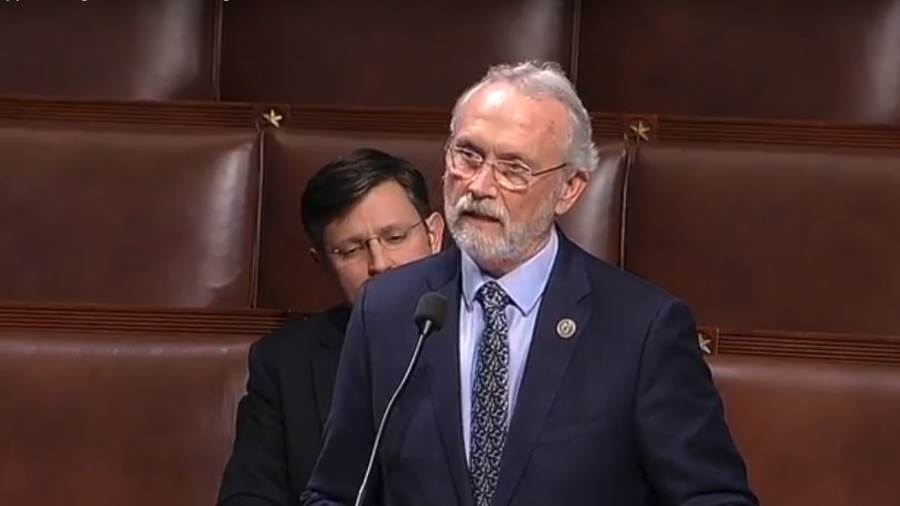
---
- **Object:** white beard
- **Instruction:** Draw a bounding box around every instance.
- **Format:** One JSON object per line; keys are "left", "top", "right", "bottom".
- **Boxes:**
{"left": 444, "top": 182, "right": 560, "bottom": 267}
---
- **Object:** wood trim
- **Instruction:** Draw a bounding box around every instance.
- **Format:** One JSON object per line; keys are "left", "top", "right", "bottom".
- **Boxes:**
{"left": 656, "top": 115, "right": 900, "bottom": 149}
{"left": 285, "top": 104, "right": 449, "bottom": 133}
{"left": 701, "top": 326, "right": 900, "bottom": 366}
{"left": 568, "top": 0, "right": 583, "bottom": 86}
{"left": 288, "top": 106, "right": 626, "bottom": 138}
{"left": 3, "top": 95, "right": 900, "bottom": 149}
{"left": 0, "top": 96, "right": 629, "bottom": 137}
{"left": 0, "top": 95, "right": 257, "bottom": 128}
{"left": 2, "top": 302, "right": 899, "bottom": 365}
{"left": 591, "top": 113, "right": 622, "bottom": 138}
{"left": 0, "top": 302, "right": 288, "bottom": 335}
{"left": 247, "top": 132, "right": 267, "bottom": 309}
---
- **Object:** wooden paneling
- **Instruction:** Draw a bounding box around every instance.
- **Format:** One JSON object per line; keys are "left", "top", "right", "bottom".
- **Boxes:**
{"left": 0, "top": 302, "right": 287, "bottom": 335}
{"left": 701, "top": 327, "right": 900, "bottom": 366}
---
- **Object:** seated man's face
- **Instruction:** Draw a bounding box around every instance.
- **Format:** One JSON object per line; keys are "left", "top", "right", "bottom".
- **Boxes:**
{"left": 314, "top": 181, "right": 445, "bottom": 304}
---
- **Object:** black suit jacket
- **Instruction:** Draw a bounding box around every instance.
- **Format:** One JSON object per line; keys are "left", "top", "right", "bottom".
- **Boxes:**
{"left": 217, "top": 305, "right": 351, "bottom": 506}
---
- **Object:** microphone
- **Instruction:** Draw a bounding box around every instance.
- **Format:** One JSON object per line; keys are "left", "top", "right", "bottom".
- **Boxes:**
{"left": 353, "top": 292, "right": 448, "bottom": 506}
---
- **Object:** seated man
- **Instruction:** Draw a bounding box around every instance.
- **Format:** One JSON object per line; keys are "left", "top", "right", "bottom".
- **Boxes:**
{"left": 216, "top": 148, "right": 445, "bottom": 506}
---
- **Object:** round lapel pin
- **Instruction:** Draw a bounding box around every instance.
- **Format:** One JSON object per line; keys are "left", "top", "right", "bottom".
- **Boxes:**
{"left": 556, "top": 318, "right": 577, "bottom": 339}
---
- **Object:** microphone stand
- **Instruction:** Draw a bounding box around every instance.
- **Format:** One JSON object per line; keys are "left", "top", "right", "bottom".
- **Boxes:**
{"left": 352, "top": 321, "right": 435, "bottom": 506}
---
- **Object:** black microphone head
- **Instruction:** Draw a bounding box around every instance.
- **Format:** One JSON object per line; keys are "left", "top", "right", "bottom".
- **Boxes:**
{"left": 414, "top": 292, "right": 448, "bottom": 335}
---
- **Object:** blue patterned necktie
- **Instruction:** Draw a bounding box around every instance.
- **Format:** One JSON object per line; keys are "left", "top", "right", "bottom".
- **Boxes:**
{"left": 469, "top": 280, "right": 511, "bottom": 506}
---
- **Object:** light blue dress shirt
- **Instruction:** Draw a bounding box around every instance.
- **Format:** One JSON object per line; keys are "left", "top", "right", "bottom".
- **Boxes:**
{"left": 458, "top": 228, "right": 559, "bottom": 461}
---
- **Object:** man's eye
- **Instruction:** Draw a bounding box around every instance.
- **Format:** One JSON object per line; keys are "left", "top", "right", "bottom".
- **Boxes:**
{"left": 383, "top": 234, "right": 407, "bottom": 244}
{"left": 460, "top": 150, "right": 481, "bottom": 162}
{"left": 339, "top": 245, "right": 363, "bottom": 256}
{"left": 499, "top": 162, "right": 530, "bottom": 175}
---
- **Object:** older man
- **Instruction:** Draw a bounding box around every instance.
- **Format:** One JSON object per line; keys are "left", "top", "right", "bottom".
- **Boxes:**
{"left": 302, "top": 63, "right": 757, "bottom": 506}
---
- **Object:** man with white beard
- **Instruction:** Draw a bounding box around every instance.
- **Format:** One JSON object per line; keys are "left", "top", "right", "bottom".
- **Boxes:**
{"left": 302, "top": 61, "right": 757, "bottom": 506}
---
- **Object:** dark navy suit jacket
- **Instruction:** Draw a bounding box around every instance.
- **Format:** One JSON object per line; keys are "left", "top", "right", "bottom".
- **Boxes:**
{"left": 303, "top": 234, "right": 758, "bottom": 506}
{"left": 218, "top": 306, "right": 350, "bottom": 506}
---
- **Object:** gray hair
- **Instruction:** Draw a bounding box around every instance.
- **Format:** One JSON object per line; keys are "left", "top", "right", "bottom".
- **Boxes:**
{"left": 450, "top": 61, "right": 599, "bottom": 174}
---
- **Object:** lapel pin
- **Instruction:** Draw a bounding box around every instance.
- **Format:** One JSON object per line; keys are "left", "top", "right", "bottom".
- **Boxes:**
{"left": 556, "top": 318, "right": 577, "bottom": 339}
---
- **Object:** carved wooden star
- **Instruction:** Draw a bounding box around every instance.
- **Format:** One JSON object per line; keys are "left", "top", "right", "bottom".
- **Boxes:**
{"left": 698, "top": 332, "right": 713, "bottom": 354}
{"left": 629, "top": 120, "right": 651, "bottom": 142}
{"left": 262, "top": 109, "right": 283, "bottom": 128}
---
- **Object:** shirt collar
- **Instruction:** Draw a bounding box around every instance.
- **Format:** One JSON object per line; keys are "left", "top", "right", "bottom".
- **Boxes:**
{"left": 461, "top": 227, "right": 559, "bottom": 316}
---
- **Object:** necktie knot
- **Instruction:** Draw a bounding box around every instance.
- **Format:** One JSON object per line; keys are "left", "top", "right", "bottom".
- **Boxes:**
{"left": 475, "top": 281, "right": 510, "bottom": 312}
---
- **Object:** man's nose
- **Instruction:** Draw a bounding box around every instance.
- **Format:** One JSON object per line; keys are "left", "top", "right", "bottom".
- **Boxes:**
{"left": 467, "top": 163, "right": 499, "bottom": 198}
{"left": 367, "top": 241, "right": 394, "bottom": 276}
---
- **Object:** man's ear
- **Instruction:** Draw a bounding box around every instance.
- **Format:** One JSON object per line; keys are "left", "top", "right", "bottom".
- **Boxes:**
{"left": 425, "top": 211, "right": 446, "bottom": 253}
{"left": 554, "top": 170, "right": 589, "bottom": 215}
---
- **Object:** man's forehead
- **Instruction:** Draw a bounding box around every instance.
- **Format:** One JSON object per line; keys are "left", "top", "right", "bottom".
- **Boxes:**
{"left": 456, "top": 94, "right": 567, "bottom": 162}
{"left": 325, "top": 186, "right": 421, "bottom": 242}
{"left": 459, "top": 85, "right": 567, "bottom": 136}
{"left": 477, "top": 85, "right": 515, "bottom": 109}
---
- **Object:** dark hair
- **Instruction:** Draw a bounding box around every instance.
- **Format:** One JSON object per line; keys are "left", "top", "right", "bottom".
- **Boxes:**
{"left": 301, "top": 148, "right": 432, "bottom": 247}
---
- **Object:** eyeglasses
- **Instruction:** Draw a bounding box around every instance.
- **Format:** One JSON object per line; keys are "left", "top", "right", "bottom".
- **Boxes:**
{"left": 328, "top": 221, "right": 425, "bottom": 263}
{"left": 445, "top": 144, "right": 568, "bottom": 191}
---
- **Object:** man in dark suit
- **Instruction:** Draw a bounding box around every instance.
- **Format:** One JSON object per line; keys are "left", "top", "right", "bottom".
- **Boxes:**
{"left": 302, "top": 62, "right": 758, "bottom": 506}
{"left": 217, "top": 149, "right": 445, "bottom": 506}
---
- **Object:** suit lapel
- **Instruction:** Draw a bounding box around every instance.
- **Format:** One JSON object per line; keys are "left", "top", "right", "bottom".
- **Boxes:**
{"left": 493, "top": 237, "right": 592, "bottom": 506}
{"left": 425, "top": 247, "right": 476, "bottom": 506}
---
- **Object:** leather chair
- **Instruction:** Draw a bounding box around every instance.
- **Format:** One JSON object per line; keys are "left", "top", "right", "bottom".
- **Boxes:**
{"left": 0, "top": 122, "right": 262, "bottom": 308}
{"left": 0, "top": 326, "right": 254, "bottom": 506}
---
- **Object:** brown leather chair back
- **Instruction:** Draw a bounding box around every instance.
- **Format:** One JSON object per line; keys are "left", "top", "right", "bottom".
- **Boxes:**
{"left": 0, "top": 1, "right": 218, "bottom": 99}
{"left": 0, "top": 327, "right": 254, "bottom": 506}
{"left": 622, "top": 142, "right": 900, "bottom": 334}
{"left": 712, "top": 355, "right": 900, "bottom": 506}
{"left": 0, "top": 122, "right": 262, "bottom": 307}
{"left": 556, "top": 141, "right": 628, "bottom": 265}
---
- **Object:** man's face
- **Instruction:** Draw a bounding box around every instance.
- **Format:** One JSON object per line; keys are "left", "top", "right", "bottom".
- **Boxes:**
{"left": 312, "top": 181, "right": 444, "bottom": 304}
{"left": 443, "top": 83, "right": 587, "bottom": 274}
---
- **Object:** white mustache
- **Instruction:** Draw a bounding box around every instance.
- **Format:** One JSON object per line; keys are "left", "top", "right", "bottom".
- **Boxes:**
{"left": 454, "top": 195, "right": 507, "bottom": 223}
